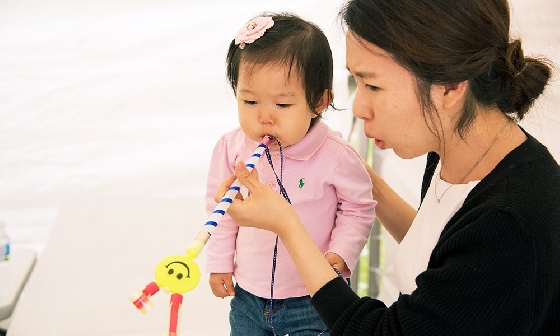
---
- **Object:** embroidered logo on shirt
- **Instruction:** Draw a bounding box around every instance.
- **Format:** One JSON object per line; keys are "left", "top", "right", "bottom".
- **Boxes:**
{"left": 299, "top": 178, "right": 305, "bottom": 189}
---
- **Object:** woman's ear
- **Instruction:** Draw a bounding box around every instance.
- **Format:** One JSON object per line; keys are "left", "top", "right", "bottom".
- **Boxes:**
{"left": 313, "top": 89, "right": 333, "bottom": 117}
{"left": 430, "top": 80, "right": 468, "bottom": 120}
{"left": 441, "top": 80, "right": 468, "bottom": 110}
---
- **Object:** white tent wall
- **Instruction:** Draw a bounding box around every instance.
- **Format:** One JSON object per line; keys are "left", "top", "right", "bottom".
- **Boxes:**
{"left": 0, "top": 0, "right": 558, "bottom": 320}
{"left": 0, "top": 0, "right": 351, "bottom": 254}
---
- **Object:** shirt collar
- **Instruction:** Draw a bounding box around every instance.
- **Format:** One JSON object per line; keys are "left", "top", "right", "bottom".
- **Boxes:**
{"left": 243, "top": 120, "right": 329, "bottom": 160}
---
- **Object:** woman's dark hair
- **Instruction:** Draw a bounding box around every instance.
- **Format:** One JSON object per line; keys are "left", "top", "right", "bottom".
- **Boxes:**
{"left": 340, "top": 0, "right": 553, "bottom": 138}
{"left": 226, "top": 12, "right": 334, "bottom": 128}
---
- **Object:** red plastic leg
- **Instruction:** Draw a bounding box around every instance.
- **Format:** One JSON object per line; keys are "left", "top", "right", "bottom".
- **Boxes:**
{"left": 167, "top": 293, "right": 183, "bottom": 336}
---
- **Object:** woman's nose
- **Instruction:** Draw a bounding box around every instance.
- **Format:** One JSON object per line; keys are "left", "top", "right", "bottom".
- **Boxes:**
{"left": 352, "top": 89, "right": 370, "bottom": 120}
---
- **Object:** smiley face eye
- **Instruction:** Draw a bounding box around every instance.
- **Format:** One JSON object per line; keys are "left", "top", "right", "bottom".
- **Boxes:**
{"left": 167, "top": 267, "right": 188, "bottom": 280}
{"left": 165, "top": 261, "right": 191, "bottom": 281}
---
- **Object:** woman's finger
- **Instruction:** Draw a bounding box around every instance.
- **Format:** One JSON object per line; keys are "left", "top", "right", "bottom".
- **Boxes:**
{"left": 214, "top": 173, "right": 237, "bottom": 203}
{"left": 234, "top": 161, "right": 259, "bottom": 190}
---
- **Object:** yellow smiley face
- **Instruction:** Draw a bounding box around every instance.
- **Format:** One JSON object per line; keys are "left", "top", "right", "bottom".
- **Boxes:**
{"left": 154, "top": 255, "right": 201, "bottom": 294}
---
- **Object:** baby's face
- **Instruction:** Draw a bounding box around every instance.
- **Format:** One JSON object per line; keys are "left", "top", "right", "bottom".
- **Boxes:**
{"left": 236, "top": 62, "right": 318, "bottom": 148}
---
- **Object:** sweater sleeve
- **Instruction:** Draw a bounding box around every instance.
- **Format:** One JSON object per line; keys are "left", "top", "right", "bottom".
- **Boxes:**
{"left": 327, "top": 143, "right": 377, "bottom": 277}
{"left": 313, "top": 210, "right": 538, "bottom": 335}
{"left": 204, "top": 134, "right": 239, "bottom": 273}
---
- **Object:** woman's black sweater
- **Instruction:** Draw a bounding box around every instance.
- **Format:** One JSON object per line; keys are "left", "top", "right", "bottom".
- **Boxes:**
{"left": 311, "top": 133, "right": 560, "bottom": 335}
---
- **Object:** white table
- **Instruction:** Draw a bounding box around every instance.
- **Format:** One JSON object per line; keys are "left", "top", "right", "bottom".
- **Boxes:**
{"left": 0, "top": 249, "right": 37, "bottom": 321}
{"left": 8, "top": 198, "right": 231, "bottom": 336}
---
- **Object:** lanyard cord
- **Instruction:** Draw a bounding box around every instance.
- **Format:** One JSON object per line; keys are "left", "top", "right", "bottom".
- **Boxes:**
{"left": 263, "top": 140, "right": 340, "bottom": 336}
{"left": 264, "top": 140, "right": 290, "bottom": 336}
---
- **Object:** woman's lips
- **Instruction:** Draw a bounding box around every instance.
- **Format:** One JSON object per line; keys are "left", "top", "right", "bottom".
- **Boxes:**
{"left": 374, "top": 138, "right": 385, "bottom": 149}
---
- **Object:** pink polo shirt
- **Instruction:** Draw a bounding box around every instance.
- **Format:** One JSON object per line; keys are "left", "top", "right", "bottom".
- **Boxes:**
{"left": 205, "top": 120, "right": 376, "bottom": 299}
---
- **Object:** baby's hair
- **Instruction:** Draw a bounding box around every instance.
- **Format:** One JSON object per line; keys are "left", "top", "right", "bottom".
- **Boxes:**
{"left": 341, "top": 0, "right": 553, "bottom": 139}
{"left": 226, "top": 12, "right": 334, "bottom": 128}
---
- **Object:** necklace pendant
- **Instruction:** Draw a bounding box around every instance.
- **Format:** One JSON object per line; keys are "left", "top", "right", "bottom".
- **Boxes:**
{"left": 436, "top": 198, "right": 440, "bottom": 204}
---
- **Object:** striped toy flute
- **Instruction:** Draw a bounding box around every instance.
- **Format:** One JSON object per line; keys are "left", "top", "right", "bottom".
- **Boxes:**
{"left": 185, "top": 135, "right": 273, "bottom": 259}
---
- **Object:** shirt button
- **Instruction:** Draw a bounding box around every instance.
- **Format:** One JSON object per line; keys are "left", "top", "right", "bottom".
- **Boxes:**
{"left": 266, "top": 181, "right": 275, "bottom": 188}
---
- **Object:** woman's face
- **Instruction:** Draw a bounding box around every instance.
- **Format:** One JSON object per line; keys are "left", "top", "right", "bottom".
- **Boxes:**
{"left": 346, "top": 32, "right": 438, "bottom": 159}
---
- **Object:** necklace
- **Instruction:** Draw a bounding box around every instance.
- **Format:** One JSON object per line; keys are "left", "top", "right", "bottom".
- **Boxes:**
{"left": 434, "top": 119, "right": 511, "bottom": 203}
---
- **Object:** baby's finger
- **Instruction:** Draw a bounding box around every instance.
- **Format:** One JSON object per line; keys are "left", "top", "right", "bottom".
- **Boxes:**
{"left": 209, "top": 281, "right": 229, "bottom": 298}
{"left": 224, "top": 278, "right": 236, "bottom": 297}
{"left": 333, "top": 263, "right": 343, "bottom": 272}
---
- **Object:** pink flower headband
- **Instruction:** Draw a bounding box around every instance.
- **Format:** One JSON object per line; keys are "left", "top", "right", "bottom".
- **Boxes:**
{"left": 234, "top": 16, "right": 274, "bottom": 49}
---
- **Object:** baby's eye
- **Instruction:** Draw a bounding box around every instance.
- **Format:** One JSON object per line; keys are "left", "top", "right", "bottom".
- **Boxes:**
{"left": 244, "top": 100, "right": 257, "bottom": 105}
{"left": 277, "top": 104, "right": 292, "bottom": 108}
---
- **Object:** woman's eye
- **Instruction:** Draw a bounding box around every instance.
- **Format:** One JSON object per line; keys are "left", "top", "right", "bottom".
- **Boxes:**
{"left": 244, "top": 100, "right": 257, "bottom": 105}
{"left": 365, "top": 84, "right": 379, "bottom": 91}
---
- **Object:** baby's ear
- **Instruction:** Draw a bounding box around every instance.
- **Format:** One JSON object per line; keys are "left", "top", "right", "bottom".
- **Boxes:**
{"left": 314, "top": 89, "right": 333, "bottom": 115}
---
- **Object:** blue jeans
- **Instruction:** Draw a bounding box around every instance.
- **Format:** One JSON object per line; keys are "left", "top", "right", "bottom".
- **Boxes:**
{"left": 229, "top": 284, "right": 329, "bottom": 336}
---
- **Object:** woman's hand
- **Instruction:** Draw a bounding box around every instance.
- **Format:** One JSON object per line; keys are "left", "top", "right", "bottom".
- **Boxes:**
{"left": 215, "top": 161, "right": 298, "bottom": 235}
{"left": 364, "top": 161, "right": 416, "bottom": 243}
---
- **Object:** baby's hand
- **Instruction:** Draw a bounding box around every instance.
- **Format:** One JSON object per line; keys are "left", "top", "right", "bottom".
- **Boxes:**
{"left": 325, "top": 252, "right": 346, "bottom": 274}
{"left": 209, "top": 273, "right": 235, "bottom": 298}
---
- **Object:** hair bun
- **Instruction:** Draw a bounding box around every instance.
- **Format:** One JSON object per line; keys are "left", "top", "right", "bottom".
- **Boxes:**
{"left": 506, "top": 39, "right": 525, "bottom": 76}
{"left": 496, "top": 39, "right": 552, "bottom": 119}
